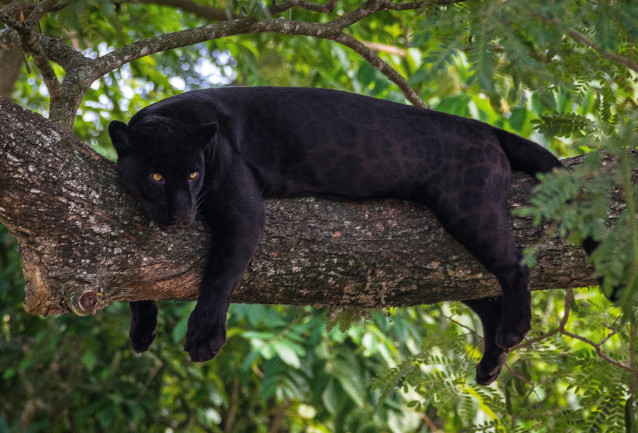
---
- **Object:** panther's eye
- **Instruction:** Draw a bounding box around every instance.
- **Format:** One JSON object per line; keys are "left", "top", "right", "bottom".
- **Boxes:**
{"left": 151, "top": 173, "right": 164, "bottom": 182}
{"left": 188, "top": 171, "right": 199, "bottom": 180}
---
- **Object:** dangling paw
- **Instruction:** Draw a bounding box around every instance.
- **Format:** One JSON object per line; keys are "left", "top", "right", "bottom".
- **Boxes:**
{"left": 475, "top": 350, "right": 508, "bottom": 385}
{"left": 183, "top": 305, "right": 227, "bottom": 362}
{"left": 130, "top": 327, "right": 157, "bottom": 353}
{"left": 129, "top": 300, "right": 158, "bottom": 353}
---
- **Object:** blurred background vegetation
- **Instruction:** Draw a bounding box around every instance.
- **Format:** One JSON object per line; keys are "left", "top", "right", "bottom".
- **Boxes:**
{"left": 1, "top": 0, "right": 637, "bottom": 431}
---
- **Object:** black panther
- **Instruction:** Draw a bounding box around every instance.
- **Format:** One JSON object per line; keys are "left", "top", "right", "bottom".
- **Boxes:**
{"left": 109, "top": 86, "right": 563, "bottom": 385}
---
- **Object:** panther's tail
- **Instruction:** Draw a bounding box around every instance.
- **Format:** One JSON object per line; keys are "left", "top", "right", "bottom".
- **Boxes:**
{"left": 493, "top": 127, "right": 622, "bottom": 301}
{"left": 492, "top": 127, "right": 563, "bottom": 176}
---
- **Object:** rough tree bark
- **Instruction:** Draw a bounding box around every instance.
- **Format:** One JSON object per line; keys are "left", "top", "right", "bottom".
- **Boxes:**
{"left": 0, "top": 97, "right": 597, "bottom": 318}
{"left": 0, "top": 50, "right": 21, "bottom": 98}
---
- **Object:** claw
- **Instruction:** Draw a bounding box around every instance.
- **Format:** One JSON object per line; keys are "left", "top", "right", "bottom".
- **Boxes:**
{"left": 475, "top": 351, "right": 509, "bottom": 385}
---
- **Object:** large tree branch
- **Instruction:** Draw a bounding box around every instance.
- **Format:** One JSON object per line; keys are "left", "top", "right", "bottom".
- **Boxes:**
{"left": 0, "top": 97, "right": 597, "bottom": 318}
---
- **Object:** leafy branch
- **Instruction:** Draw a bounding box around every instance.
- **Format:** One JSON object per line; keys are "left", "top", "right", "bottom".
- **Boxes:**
{"left": 517, "top": 287, "right": 636, "bottom": 375}
{"left": 532, "top": 10, "right": 638, "bottom": 74}
{"left": 0, "top": 0, "right": 432, "bottom": 129}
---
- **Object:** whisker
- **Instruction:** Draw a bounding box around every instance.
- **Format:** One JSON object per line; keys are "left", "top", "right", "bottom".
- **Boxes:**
{"left": 195, "top": 190, "right": 209, "bottom": 212}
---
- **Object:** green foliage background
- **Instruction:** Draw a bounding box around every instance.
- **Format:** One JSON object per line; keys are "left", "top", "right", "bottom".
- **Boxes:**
{"left": 1, "top": 0, "right": 638, "bottom": 431}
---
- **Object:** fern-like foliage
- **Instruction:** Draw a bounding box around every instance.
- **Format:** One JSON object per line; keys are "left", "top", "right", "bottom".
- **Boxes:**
{"left": 370, "top": 291, "right": 635, "bottom": 432}
{"left": 327, "top": 307, "right": 371, "bottom": 334}
{"left": 531, "top": 113, "right": 597, "bottom": 137}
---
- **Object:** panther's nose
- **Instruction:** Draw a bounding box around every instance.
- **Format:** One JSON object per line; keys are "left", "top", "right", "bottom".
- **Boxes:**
{"left": 167, "top": 189, "right": 194, "bottom": 227}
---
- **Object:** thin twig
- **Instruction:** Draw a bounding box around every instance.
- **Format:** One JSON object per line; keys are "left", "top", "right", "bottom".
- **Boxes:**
{"left": 23, "top": 0, "right": 60, "bottom": 24}
{"left": 270, "top": 0, "right": 334, "bottom": 14}
{"left": 598, "top": 326, "right": 620, "bottom": 346}
{"left": 533, "top": 11, "right": 638, "bottom": 74}
{"left": 382, "top": 0, "right": 469, "bottom": 11}
{"left": 0, "top": 0, "right": 67, "bottom": 18}
{"left": 329, "top": 0, "right": 390, "bottom": 29}
{"left": 417, "top": 412, "right": 440, "bottom": 433}
{"left": 516, "top": 286, "right": 637, "bottom": 374}
{"left": 136, "top": 0, "right": 229, "bottom": 21}
{"left": 135, "top": 351, "right": 164, "bottom": 400}
{"left": 333, "top": 32, "right": 428, "bottom": 108}
{"left": 560, "top": 329, "right": 637, "bottom": 373}
{"left": 516, "top": 287, "right": 574, "bottom": 349}
{"left": 444, "top": 312, "right": 479, "bottom": 336}
{"left": 363, "top": 41, "right": 407, "bottom": 57}
{"left": 223, "top": 378, "right": 241, "bottom": 433}
{"left": 503, "top": 362, "right": 536, "bottom": 392}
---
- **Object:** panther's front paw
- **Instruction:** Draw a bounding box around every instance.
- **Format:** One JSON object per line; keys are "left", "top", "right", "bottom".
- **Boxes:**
{"left": 184, "top": 306, "right": 227, "bottom": 362}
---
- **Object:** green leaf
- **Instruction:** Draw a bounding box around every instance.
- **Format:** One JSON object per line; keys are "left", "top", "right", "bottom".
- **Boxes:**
{"left": 509, "top": 107, "right": 528, "bottom": 131}
{"left": 172, "top": 313, "right": 189, "bottom": 344}
{"left": 334, "top": 361, "right": 366, "bottom": 408}
{"left": 80, "top": 351, "right": 98, "bottom": 372}
{"left": 272, "top": 340, "right": 301, "bottom": 368}
{"left": 321, "top": 379, "right": 345, "bottom": 415}
{"left": 97, "top": 406, "right": 115, "bottom": 428}
{"left": 356, "top": 63, "right": 379, "bottom": 88}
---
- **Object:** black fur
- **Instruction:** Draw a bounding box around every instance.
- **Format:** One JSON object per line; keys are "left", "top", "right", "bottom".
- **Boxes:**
{"left": 109, "top": 87, "right": 563, "bottom": 385}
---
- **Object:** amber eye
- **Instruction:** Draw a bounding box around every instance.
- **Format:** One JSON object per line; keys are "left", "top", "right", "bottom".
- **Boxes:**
{"left": 151, "top": 173, "right": 164, "bottom": 182}
{"left": 188, "top": 171, "right": 199, "bottom": 180}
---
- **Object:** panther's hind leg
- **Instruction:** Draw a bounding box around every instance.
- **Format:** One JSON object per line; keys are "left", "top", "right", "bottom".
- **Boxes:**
{"left": 451, "top": 215, "right": 532, "bottom": 350}
{"left": 129, "top": 300, "right": 158, "bottom": 353}
{"left": 447, "top": 216, "right": 531, "bottom": 381}
{"left": 428, "top": 173, "right": 531, "bottom": 381}
{"left": 491, "top": 257, "right": 531, "bottom": 350}
{"left": 462, "top": 297, "right": 508, "bottom": 385}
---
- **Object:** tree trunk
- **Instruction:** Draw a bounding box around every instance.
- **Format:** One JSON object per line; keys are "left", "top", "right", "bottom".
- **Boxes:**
{"left": 0, "top": 50, "right": 22, "bottom": 98}
{"left": 0, "top": 97, "right": 596, "bottom": 317}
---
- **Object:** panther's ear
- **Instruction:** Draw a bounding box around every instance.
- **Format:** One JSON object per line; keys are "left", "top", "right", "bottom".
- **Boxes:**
{"left": 108, "top": 120, "right": 134, "bottom": 155}
{"left": 193, "top": 122, "right": 218, "bottom": 146}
